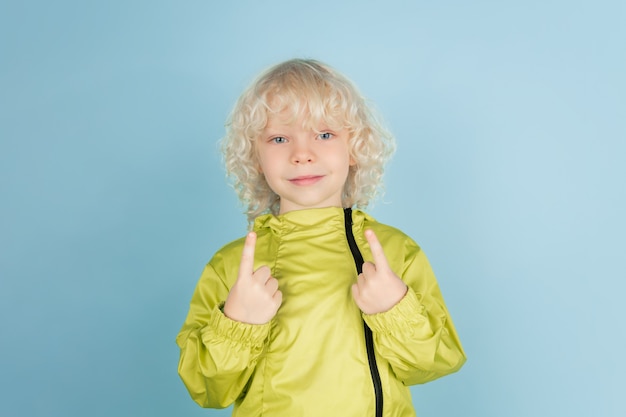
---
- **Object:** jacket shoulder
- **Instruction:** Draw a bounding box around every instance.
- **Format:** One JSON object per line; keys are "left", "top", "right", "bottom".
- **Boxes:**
{"left": 206, "top": 235, "right": 247, "bottom": 272}
{"left": 359, "top": 213, "right": 421, "bottom": 252}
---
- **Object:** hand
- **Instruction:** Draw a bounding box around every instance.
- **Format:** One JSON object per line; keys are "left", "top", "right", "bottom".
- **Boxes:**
{"left": 223, "top": 232, "right": 282, "bottom": 324}
{"left": 352, "top": 229, "right": 408, "bottom": 315}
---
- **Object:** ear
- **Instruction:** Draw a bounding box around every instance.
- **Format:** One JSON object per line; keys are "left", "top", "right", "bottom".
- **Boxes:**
{"left": 347, "top": 134, "right": 358, "bottom": 167}
{"left": 253, "top": 146, "right": 264, "bottom": 173}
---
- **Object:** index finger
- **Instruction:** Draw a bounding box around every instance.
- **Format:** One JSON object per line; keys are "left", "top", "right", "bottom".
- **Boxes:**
{"left": 365, "top": 229, "right": 390, "bottom": 268}
{"left": 238, "top": 232, "right": 257, "bottom": 276}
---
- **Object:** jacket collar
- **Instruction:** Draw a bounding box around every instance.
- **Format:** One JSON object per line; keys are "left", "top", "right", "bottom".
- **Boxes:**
{"left": 253, "top": 207, "right": 369, "bottom": 235}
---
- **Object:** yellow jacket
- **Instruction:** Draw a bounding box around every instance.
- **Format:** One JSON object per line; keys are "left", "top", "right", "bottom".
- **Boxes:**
{"left": 177, "top": 207, "right": 465, "bottom": 416}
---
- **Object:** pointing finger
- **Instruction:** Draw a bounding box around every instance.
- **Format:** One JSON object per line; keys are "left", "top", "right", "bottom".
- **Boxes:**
{"left": 238, "top": 232, "right": 257, "bottom": 277}
{"left": 365, "top": 229, "right": 389, "bottom": 269}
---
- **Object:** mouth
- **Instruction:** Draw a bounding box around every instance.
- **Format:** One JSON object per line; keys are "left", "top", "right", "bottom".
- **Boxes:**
{"left": 288, "top": 175, "right": 324, "bottom": 186}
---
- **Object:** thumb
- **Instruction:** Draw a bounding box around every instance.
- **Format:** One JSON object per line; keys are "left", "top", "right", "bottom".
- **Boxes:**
{"left": 351, "top": 283, "right": 360, "bottom": 302}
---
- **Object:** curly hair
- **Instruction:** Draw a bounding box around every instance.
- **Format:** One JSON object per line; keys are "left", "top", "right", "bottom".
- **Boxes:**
{"left": 220, "top": 58, "right": 396, "bottom": 223}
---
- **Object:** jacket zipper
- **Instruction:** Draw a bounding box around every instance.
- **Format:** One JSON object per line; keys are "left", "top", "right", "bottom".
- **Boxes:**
{"left": 344, "top": 208, "right": 383, "bottom": 417}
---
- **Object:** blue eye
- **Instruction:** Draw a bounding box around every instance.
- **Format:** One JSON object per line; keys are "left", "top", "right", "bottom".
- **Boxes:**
{"left": 318, "top": 132, "right": 333, "bottom": 140}
{"left": 272, "top": 136, "right": 287, "bottom": 144}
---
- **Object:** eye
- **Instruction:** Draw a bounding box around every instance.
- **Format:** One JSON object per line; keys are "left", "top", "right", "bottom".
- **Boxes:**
{"left": 318, "top": 132, "right": 333, "bottom": 140}
{"left": 271, "top": 136, "right": 288, "bottom": 144}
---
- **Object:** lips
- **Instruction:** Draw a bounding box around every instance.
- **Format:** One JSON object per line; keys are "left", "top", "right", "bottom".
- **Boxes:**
{"left": 288, "top": 175, "right": 324, "bottom": 186}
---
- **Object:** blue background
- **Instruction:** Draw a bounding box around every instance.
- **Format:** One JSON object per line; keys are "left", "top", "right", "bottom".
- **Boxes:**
{"left": 1, "top": 1, "right": 624, "bottom": 416}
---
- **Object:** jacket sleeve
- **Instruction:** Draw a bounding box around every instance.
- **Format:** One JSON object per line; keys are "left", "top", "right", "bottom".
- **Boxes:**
{"left": 176, "top": 260, "right": 271, "bottom": 408}
{"left": 362, "top": 237, "right": 466, "bottom": 386}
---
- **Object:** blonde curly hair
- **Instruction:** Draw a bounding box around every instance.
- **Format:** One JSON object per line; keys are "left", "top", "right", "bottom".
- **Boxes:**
{"left": 221, "top": 58, "right": 395, "bottom": 223}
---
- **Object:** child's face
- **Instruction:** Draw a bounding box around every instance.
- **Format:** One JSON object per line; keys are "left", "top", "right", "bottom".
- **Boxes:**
{"left": 257, "top": 112, "right": 355, "bottom": 214}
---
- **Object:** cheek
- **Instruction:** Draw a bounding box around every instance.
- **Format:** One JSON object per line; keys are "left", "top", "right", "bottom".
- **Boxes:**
{"left": 257, "top": 154, "right": 280, "bottom": 185}
{"left": 340, "top": 149, "right": 355, "bottom": 169}
{"left": 336, "top": 155, "right": 353, "bottom": 179}
{"left": 256, "top": 149, "right": 274, "bottom": 174}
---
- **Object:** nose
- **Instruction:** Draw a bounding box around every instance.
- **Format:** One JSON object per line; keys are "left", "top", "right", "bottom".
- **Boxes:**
{"left": 291, "top": 141, "right": 314, "bottom": 164}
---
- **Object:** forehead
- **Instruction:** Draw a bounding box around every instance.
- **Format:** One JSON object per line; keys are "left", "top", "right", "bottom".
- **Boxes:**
{"left": 262, "top": 95, "right": 344, "bottom": 132}
{"left": 263, "top": 110, "right": 340, "bottom": 134}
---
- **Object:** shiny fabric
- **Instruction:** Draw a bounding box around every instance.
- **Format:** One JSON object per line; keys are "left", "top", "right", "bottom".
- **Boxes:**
{"left": 176, "top": 207, "right": 466, "bottom": 416}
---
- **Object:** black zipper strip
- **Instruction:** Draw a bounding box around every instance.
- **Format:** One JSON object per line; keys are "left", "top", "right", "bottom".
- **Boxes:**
{"left": 344, "top": 208, "right": 383, "bottom": 417}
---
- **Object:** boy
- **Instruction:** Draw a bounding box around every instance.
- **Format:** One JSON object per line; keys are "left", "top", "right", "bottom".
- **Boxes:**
{"left": 177, "top": 59, "right": 465, "bottom": 416}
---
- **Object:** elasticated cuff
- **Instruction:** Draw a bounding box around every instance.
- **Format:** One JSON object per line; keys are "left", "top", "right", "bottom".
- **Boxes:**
{"left": 362, "top": 290, "right": 426, "bottom": 334}
{"left": 201, "top": 305, "right": 271, "bottom": 348}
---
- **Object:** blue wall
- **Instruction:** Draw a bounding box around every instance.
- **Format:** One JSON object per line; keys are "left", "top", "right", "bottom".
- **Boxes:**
{"left": 1, "top": 1, "right": 624, "bottom": 416}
